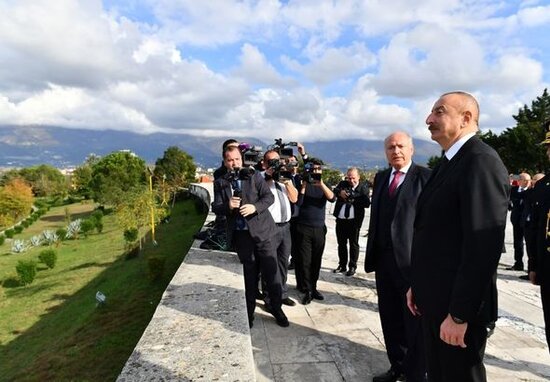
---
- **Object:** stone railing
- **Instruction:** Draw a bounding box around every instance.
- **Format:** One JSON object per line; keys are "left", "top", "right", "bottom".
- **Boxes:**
{"left": 117, "top": 183, "right": 255, "bottom": 381}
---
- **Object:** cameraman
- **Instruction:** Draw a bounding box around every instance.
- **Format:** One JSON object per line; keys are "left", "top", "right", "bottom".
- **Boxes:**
{"left": 333, "top": 167, "right": 371, "bottom": 276}
{"left": 212, "top": 145, "right": 289, "bottom": 328}
{"left": 294, "top": 159, "right": 336, "bottom": 305}
{"left": 262, "top": 150, "right": 298, "bottom": 307}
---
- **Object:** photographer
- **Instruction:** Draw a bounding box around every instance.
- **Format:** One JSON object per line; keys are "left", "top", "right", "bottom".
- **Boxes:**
{"left": 212, "top": 145, "right": 289, "bottom": 328}
{"left": 294, "top": 159, "right": 336, "bottom": 305}
{"left": 262, "top": 150, "right": 298, "bottom": 307}
{"left": 332, "top": 167, "right": 370, "bottom": 276}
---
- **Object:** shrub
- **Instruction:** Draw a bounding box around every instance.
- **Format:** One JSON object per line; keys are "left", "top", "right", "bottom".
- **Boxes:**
{"left": 95, "top": 221, "right": 104, "bottom": 234}
{"left": 80, "top": 219, "right": 95, "bottom": 237}
{"left": 13, "top": 225, "right": 23, "bottom": 234}
{"left": 42, "top": 230, "right": 60, "bottom": 245}
{"left": 91, "top": 210, "right": 104, "bottom": 222}
{"left": 21, "top": 220, "right": 29, "bottom": 228}
{"left": 30, "top": 235, "right": 43, "bottom": 247}
{"left": 39, "top": 249, "right": 57, "bottom": 269}
{"left": 4, "top": 229, "right": 14, "bottom": 239}
{"left": 16, "top": 260, "right": 37, "bottom": 285}
{"left": 55, "top": 228, "right": 67, "bottom": 240}
{"left": 123, "top": 228, "right": 139, "bottom": 244}
{"left": 0, "top": 234, "right": 5, "bottom": 246}
{"left": 147, "top": 256, "right": 166, "bottom": 281}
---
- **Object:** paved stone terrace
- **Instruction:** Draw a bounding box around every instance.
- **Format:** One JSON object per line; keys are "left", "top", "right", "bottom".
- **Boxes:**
{"left": 252, "top": 205, "right": 550, "bottom": 381}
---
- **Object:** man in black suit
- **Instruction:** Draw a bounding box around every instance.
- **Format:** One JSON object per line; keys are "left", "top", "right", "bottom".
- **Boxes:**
{"left": 212, "top": 145, "right": 289, "bottom": 328}
{"left": 333, "top": 167, "right": 370, "bottom": 276}
{"left": 407, "top": 92, "right": 509, "bottom": 381}
{"left": 507, "top": 172, "right": 531, "bottom": 271}
{"left": 365, "top": 131, "right": 431, "bottom": 382}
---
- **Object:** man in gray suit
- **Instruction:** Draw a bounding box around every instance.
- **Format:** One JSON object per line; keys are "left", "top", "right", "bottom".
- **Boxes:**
{"left": 365, "top": 131, "right": 431, "bottom": 382}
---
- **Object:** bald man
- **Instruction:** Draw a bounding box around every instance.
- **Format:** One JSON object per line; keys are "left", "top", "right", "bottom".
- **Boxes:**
{"left": 407, "top": 92, "right": 509, "bottom": 381}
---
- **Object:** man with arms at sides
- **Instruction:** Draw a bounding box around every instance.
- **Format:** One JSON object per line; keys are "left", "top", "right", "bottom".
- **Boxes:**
{"left": 407, "top": 92, "right": 509, "bottom": 381}
{"left": 365, "top": 132, "right": 431, "bottom": 382}
{"left": 262, "top": 149, "right": 298, "bottom": 307}
{"left": 333, "top": 167, "right": 371, "bottom": 277}
{"left": 294, "top": 159, "right": 335, "bottom": 305}
{"left": 212, "top": 145, "right": 289, "bottom": 328}
{"left": 507, "top": 172, "right": 531, "bottom": 271}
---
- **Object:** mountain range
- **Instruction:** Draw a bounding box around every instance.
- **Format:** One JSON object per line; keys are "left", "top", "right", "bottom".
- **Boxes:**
{"left": 0, "top": 126, "right": 441, "bottom": 171}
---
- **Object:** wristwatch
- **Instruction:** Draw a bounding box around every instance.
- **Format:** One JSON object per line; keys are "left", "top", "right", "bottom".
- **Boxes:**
{"left": 451, "top": 315, "right": 466, "bottom": 324}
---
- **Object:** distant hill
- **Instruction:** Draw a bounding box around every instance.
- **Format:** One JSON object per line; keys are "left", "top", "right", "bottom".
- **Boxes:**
{"left": 0, "top": 126, "right": 440, "bottom": 171}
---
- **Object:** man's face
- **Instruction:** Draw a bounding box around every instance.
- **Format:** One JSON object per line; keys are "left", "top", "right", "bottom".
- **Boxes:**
{"left": 426, "top": 94, "right": 465, "bottom": 150}
{"left": 385, "top": 133, "right": 413, "bottom": 170}
{"left": 223, "top": 148, "right": 242, "bottom": 170}
{"left": 263, "top": 151, "right": 280, "bottom": 175}
{"left": 347, "top": 170, "right": 359, "bottom": 187}
{"left": 518, "top": 174, "right": 531, "bottom": 188}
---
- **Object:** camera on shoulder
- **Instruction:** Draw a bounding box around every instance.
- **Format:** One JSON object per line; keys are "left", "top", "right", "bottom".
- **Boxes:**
{"left": 302, "top": 162, "right": 322, "bottom": 184}
{"left": 266, "top": 158, "right": 292, "bottom": 182}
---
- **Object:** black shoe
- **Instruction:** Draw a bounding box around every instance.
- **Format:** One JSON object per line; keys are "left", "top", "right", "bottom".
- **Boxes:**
{"left": 373, "top": 369, "right": 405, "bottom": 382}
{"left": 346, "top": 267, "right": 356, "bottom": 276}
{"left": 249, "top": 315, "right": 254, "bottom": 328}
{"left": 519, "top": 274, "right": 530, "bottom": 280}
{"left": 333, "top": 265, "right": 346, "bottom": 273}
{"left": 288, "top": 259, "right": 295, "bottom": 270}
{"left": 282, "top": 297, "right": 296, "bottom": 306}
{"left": 312, "top": 290, "right": 324, "bottom": 300}
{"left": 301, "top": 291, "right": 312, "bottom": 305}
{"left": 271, "top": 308, "right": 289, "bottom": 327}
{"left": 506, "top": 264, "right": 524, "bottom": 271}
{"left": 255, "top": 291, "right": 266, "bottom": 300}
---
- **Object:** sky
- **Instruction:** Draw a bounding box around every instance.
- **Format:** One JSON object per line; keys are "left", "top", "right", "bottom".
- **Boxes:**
{"left": 0, "top": 0, "right": 549, "bottom": 143}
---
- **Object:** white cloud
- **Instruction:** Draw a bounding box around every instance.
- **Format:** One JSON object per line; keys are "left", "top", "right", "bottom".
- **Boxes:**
{"left": 517, "top": 5, "right": 550, "bottom": 27}
{"left": 234, "top": 44, "right": 294, "bottom": 87}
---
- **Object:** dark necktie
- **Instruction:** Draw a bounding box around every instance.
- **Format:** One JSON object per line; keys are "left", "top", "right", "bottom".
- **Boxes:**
{"left": 388, "top": 171, "right": 402, "bottom": 197}
{"left": 344, "top": 203, "right": 351, "bottom": 218}
{"left": 275, "top": 182, "right": 288, "bottom": 222}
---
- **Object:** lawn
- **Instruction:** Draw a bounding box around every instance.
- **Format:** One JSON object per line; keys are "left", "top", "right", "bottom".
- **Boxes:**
{"left": 0, "top": 197, "right": 206, "bottom": 381}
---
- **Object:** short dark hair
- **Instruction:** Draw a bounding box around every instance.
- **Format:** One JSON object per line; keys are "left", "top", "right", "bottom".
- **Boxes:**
{"left": 222, "top": 139, "right": 238, "bottom": 153}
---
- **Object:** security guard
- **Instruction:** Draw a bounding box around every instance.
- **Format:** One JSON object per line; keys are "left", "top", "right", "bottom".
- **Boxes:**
{"left": 530, "top": 119, "right": 550, "bottom": 352}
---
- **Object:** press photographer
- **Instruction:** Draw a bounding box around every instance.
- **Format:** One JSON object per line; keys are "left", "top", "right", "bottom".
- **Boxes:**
{"left": 332, "top": 168, "right": 371, "bottom": 276}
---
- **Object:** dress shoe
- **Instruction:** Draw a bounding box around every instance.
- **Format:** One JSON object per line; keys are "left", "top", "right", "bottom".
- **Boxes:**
{"left": 248, "top": 315, "right": 254, "bottom": 328}
{"left": 301, "top": 291, "right": 312, "bottom": 305}
{"left": 312, "top": 290, "right": 324, "bottom": 300}
{"left": 346, "top": 267, "right": 356, "bottom": 276}
{"left": 373, "top": 368, "right": 405, "bottom": 382}
{"left": 282, "top": 297, "right": 296, "bottom": 306}
{"left": 271, "top": 308, "right": 289, "bottom": 327}
{"left": 506, "top": 264, "right": 524, "bottom": 271}
{"left": 333, "top": 265, "right": 346, "bottom": 273}
{"left": 255, "top": 291, "right": 266, "bottom": 300}
{"left": 519, "top": 274, "right": 530, "bottom": 281}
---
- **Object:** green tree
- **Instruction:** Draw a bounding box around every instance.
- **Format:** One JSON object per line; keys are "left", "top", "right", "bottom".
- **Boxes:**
{"left": 71, "top": 164, "right": 93, "bottom": 199}
{"left": 0, "top": 178, "right": 34, "bottom": 228}
{"left": 481, "top": 89, "right": 550, "bottom": 174}
{"left": 1, "top": 165, "right": 67, "bottom": 197}
{"left": 153, "top": 146, "right": 196, "bottom": 205}
{"left": 89, "top": 151, "right": 147, "bottom": 205}
{"left": 322, "top": 167, "right": 343, "bottom": 187}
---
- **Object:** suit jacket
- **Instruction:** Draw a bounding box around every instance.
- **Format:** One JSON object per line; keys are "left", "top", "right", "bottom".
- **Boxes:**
{"left": 212, "top": 171, "right": 276, "bottom": 245}
{"left": 532, "top": 176, "right": 550, "bottom": 280}
{"left": 509, "top": 186, "right": 526, "bottom": 226}
{"left": 364, "top": 163, "right": 431, "bottom": 281}
{"left": 411, "top": 136, "right": 509, "bottom": 323}
{"left": 332, "top": 181, "right": 371, "bottom": 224}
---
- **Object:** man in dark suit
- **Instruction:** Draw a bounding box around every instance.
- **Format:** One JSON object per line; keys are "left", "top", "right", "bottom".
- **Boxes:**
{"left": 507, "top": 172, "right": 532, "bottom": 271}
{"left": 212, "top": 145, "right": 289, "bottom": 328}
{"left": 407, "top": 92, "right": 509, "bottom": 381}
{"left": 365, "top": 131, "right": 431, "bottom": 382}
{"left": 333, "top": 167, "right": 370, "bottom": 277}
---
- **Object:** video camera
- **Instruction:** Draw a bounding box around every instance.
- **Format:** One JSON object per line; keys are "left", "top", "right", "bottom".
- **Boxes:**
{"left": 239, "top": 142, "right": 263, "bottom": 167}
{"left": 338, "top": 180, "right": 360, "bottom": 203}
{"left": 268, "top": 138, "right": 298, "bottom": 159}
{"left": 266, "top": 158, "right": 292, "bottom": 182}
{"left": 302, "top": 162, "right": 322, "bottom": 184}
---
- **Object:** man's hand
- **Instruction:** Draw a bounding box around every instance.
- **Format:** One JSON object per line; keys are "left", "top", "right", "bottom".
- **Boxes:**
{"left": 339, "top": 189, "right": 348, "bottom": 200}
{"left": 406, "top": 288, "right": 421, "bottom": 316}
{"left": 440, "top": 314, "right": 467, "bottom": 348}
{"left": 229, "top": 197, "right": 241, "bottom": 210}
{"left": 297, "top": 143, "right": 306, "bottom": 156}
{"left": 239, "top": 204, "right": 257, "bottom": 217}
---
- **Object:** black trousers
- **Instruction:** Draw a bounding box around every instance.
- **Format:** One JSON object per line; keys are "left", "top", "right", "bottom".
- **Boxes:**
{"left": 422, "top": 316, "right": 488, "bottom": 382}
{"left": 541, "top": 282, "right": 550, "bottom": 352}
{"left": 234, "top": 231, "right": 282, "bottom": 321}
{"left": 263, "top": 223, "right": 291, "bottom": 302}
{"left": 295, "top": 223, "right": 326, "bottom": 293}
{"left": 335, "top": 218, "right": 361, "bottom": 269}
{"left": 512, "top": 222, "right": 525, "bottom": 267}
{"left": 376, "top": 249, "right": 426, "bottom": 382}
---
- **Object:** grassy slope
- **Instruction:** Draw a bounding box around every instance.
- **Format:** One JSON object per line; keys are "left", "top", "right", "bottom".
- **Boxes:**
{"left": 0, "top": 198, "right": 206, "bottom": 381}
